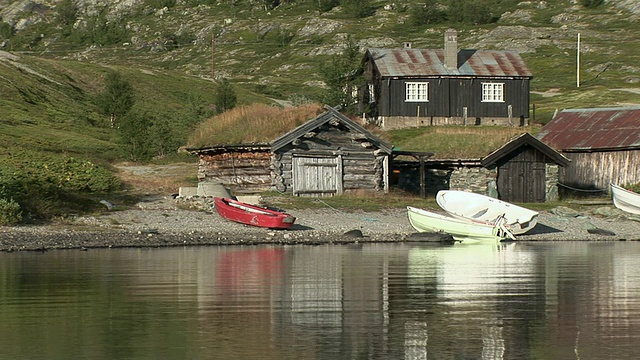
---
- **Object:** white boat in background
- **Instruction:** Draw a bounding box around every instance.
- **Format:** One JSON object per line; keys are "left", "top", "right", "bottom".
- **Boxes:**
{"left": 436, "top": 190, "right": 539, "bottom": 235}
{"left": 611, "top": 184, "right": 640, "bottom": 215}
{"left": 406, "top": 206, "right": 515, "bottom": 243}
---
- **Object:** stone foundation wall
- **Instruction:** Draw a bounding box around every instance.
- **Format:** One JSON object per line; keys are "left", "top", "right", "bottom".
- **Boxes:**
{"left": 395, "top": 165, "right": 495, "bottom": 196}
{"left": 545, "top": 164, "right": 560, "bottom": 201}
{"left": 379, "top": 116, "right": 524, "bottom": 130}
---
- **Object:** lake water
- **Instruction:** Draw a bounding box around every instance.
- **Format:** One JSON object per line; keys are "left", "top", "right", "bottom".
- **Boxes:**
{"left": 2, "top": 241, "right": 640, "bottom": 360}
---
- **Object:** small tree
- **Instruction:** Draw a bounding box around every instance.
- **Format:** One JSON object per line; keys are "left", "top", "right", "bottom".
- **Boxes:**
{"left": 118, "top": 110, "right": 153, "bottom": 161}
{"left": 582, "top": 0, "right": 604, "bottom": 8}
{"left": 319, "top": 36, "right": 362, "bottom": 114}
{"left": 410, "top": 0, "right": 447, "bottom": 26}
{"left": 96, "top": 71, "right": 135, "bottom": 128}
{"left": 341, "top": 0, "right": 374, "bottom": 18}
{"left": 215, "top": 78, "right": 237, "bottom": 114}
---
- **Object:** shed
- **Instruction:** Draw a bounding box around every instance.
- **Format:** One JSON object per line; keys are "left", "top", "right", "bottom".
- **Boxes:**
{"left": 482, "top": 133, "right": 570, "bottom": 202}
{"left": 536, "top": 106, "right": 640, "bottom": 192}
{"left": 361, "top": 29, "right": 533, "bottom": 129}
{"left": 271, "top": 106, "right": 393, "bottom": 197}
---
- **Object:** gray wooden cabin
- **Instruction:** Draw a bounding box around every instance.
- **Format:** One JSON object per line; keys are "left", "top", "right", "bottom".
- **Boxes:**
{"left": 537, "top": 106, "right": 640, "bottom": 194}
{"left": 361, "top": 29, "right": 532, "bottom": 129}
{"left": 272, "top": 106, "right": 393, "bottom": 197}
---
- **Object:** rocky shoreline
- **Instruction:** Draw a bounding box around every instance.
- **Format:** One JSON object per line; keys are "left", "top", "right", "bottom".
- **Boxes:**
{"left": 2, "top": 196, "right": 640, "bottom": 252}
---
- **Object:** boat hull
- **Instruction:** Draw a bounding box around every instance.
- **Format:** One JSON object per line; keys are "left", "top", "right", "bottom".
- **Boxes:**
{"left": 436, "top": 190, "right": 538, "bottom": 235}
{"left": 214, "top": 197, "right": 296, "bottom": 229}
{"left": 611, "top": 184, "right": 640, "bottom": 215}
{"left": 407, "top": 206, "right": 510, "bottom": 243}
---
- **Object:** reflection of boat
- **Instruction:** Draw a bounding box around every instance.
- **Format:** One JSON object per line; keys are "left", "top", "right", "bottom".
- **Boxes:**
{"left": 436, "top": 190, "right": 538, "bottom": 235}
{"left": 611, "top": 184, "right": 640, "bottom": 215}
{"left": 214, "top": 197, "right": 296, "bottom": 229}
{"left": 407, "top": 206, "right": 515, "bottom": 243}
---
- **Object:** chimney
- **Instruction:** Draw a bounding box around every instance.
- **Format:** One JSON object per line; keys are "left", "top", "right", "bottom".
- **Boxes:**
{"left": 403, "top": 42, "right": 412, "bottom": 49}
{"left": 444, "top": 28, "right": 458, "bottom": 70}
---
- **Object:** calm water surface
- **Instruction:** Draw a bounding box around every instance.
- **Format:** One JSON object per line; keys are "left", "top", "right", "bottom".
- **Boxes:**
{"left": 2, "top": 241, "right": 640, "bottom": 359}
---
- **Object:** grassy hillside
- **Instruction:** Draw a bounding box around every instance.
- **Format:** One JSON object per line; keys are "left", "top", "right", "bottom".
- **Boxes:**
{"left": 1, "top": 0, "right": 639, "bottom": 222}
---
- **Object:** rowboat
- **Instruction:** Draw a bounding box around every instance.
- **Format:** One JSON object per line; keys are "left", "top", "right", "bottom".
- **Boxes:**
{"left": 611, "top": 184, "right": 640, "bottom": 215}
{"left": 214, "top": 197, "right": 296, "bottom": 229}
{"left": 407, "top": 206, "right": 515, "bottom": 243}
{"left": 435, "top": 190, "right": 538, "bottom": 235}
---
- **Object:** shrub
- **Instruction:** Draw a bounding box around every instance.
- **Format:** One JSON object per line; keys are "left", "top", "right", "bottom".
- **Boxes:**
{"left": 0, "top": 198, "right": 22, "bottom": 226}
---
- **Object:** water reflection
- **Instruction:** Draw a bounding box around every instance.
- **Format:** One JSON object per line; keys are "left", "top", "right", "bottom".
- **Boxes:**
{"left": 2, "top": 242, "right": 640, "bottom": 359}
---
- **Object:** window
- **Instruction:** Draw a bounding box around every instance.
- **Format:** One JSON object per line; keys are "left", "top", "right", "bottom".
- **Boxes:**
{"left": 405, "top": 82, "right": 429, "bottom": 102}
{"left": 482, "top": 83, "right": 504, "bottom": 102}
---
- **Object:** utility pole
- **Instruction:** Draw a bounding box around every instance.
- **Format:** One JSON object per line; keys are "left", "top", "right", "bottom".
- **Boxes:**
{"left": 211, "top": 33, "right": 216, "bottom": 81}
{"left": 577, "top": 33, "right": 580, "bottom": 88}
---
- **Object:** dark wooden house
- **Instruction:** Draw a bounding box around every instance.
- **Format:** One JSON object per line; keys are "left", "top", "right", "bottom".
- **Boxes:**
{"left": 271, "top": 106, "right": 393, "bottom": 196}
{"left": 537, "top": 106, "right": 640, "bottom": 193}
{"left": 361, "top": 29, "right": 533, "bottom": 129}
{"left": 482, "top": 133, "right": 570, "bottom": 203}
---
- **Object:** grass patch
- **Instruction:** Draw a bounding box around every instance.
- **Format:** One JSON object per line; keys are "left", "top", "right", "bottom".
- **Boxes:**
{"left": 187, "top": 103, "right": 324, "bottom": 147}
{"left": 388, "top": 125, "right": 540, "bottom": 158}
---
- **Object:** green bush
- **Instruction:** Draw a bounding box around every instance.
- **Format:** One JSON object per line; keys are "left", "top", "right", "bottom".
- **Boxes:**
{"left": 0, "top": 153, "right": 122, "bottom": 223}
{"left": 0, "top": 198, "right": 22, "bottom": 226}
{"left": 624, "top": 182, "right": 640, "bottom": 193}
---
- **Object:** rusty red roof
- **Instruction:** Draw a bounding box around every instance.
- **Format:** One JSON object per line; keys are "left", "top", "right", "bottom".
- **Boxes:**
{"left": 366, "top": 48, "right": 532, "bottom": 78}
{"left": 536, "top": 106, "right": 640, "bottom": 151}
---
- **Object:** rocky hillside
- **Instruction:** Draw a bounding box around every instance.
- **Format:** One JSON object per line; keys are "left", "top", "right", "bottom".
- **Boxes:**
{"left": 1, "top": 0, "right": 639, "bottom": 113}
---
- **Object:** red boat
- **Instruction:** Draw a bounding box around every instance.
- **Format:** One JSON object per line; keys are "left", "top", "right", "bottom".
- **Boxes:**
{"left": 213, "top": 197, "right": 296, "bottom": 229}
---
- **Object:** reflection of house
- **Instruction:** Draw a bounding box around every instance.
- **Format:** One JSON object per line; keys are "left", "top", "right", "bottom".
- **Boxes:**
{"left": 537, "top": 106, "right": 640, "bottom": 192}
{"left": 188, "top": 105, "right": 393, "bottom": 197}
{"left": 361, "top": 29, "right": 532, "bottom": 129}
{"left": 393, "top": 133, "right": 568, "bottom": 202}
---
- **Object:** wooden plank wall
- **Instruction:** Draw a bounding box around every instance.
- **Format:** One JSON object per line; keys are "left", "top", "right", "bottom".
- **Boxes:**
{"left": 198, "top": 152, "right": 272, "bottom": 193}
{"left": 273, "top": 125, "right": 387, "bottom": 195}
{"left": 496, "top": 146, "right": 549, "bottom": 202}
{"left": 561, "top": 150, "right": 640, "bottom": 190}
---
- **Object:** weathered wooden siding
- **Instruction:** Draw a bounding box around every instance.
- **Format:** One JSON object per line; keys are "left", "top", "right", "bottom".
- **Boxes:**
{"left": 273, "top": 124, "right": 388, "bottom": 196}
{"left": 376, "top": 77, "right": 530, "bottom": 129}
{"left": 494, "top": 146, "right": 550, "bottom": 202}
{"left": 560, "top": 150, "right": 640, "bottom": 191}
{"left": 198, "top": 151, "right": 272, "bottom": 193}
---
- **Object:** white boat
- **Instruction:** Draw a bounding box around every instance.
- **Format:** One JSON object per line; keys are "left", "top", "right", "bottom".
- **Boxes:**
{"left": 407, "top": 206, "right": 515, "bottom": 243}
{"left": 435, "top": 190, "right": 539, "bottom": 235}
{"left": 611, "top": 184, "right": 640, "bottom": 215}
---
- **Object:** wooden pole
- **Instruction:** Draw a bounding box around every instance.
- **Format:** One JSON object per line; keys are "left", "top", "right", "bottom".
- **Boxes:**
{"left": 211, "top": 34, "right": 216, "bottom": 80}
{"left": 419, "top": 156, "right": 425, "bottom": 198}
{"left": 576, "top": 33, "right": 580, "bottom": 88}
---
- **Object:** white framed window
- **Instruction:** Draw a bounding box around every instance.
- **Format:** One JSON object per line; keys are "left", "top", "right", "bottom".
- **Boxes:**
{"left": 482, "top": 82, "right": 504, "bottom": 102}
{"left": 405, "top": 82, "right": 429, "bottom": 102}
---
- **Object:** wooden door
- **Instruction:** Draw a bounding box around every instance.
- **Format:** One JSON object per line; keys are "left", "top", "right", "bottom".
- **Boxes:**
{"left": 498, "top": 161, "right": 546, "bottom": 203}
{"left": 292, "top": 156, "right": 342, "bottom": 197}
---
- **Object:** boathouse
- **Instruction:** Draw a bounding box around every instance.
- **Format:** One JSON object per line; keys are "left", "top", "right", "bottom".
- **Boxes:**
{"left": 537, "top": 106, "right": 640, "bottom": 194}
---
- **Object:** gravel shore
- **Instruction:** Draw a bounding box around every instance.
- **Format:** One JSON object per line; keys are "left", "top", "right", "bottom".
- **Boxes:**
{"left": 2, "top": 196, "right": 640, "bottom": 252}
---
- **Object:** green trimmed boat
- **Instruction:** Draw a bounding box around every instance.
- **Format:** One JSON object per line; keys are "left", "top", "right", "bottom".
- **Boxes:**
{"left": 407, "top": 206, "right": 515, "bottom": 243}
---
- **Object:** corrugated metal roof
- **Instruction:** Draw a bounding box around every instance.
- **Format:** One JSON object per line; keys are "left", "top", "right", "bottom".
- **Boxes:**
{"left": 367, "top": 48, "right": 532, "bottom": 78}
{"left": 536, "top": 106, "right": 640, "bottom": 151}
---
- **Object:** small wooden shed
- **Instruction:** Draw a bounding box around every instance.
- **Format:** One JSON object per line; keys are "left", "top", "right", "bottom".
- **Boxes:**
{"left": 481, "top": 133, "right": 570, "bottom": 202}
{"left": 271, "top": 106, "right": 393, "bottom": 197}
